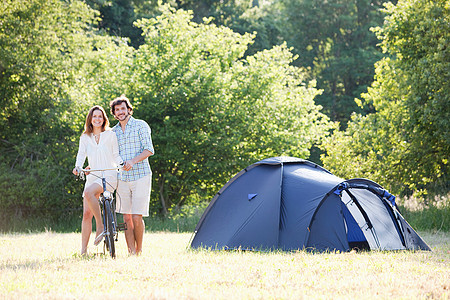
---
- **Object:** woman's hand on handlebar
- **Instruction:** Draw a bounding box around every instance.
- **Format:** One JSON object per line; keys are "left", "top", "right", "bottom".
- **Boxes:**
{"left": 84, "top": 166, "right": 91, "bottom": 175}
{"left": 72, "top": 167, "right": 80, "bottom": 176}
{"left": 72, "top": 166, "right": 91, "bottom": 176}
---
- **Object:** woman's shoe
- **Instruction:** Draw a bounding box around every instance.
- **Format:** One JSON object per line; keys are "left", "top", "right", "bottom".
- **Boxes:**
{"left": 93, "top": 232, "right": 105, "bottom": 246}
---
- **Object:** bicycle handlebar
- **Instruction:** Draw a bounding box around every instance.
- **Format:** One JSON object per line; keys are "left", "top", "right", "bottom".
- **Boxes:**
{"left": 74, "top": 165, "right": 123, "bottom": 181}
{"left": 80, "top": 167, "right": 123, "bottom": 172}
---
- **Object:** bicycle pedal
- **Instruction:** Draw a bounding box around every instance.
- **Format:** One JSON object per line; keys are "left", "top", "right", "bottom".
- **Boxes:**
{"left": 117, "top": 222, "right": 127, "bottom": 231}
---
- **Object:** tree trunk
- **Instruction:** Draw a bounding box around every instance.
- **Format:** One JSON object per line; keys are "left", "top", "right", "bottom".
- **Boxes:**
{"left": 158, "top": 177, "right": 168, "bottom": 216}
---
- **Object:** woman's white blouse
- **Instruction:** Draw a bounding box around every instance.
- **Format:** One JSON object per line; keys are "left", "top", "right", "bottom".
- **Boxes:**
{"left": 75, "top": 130, "right": 123, "bottom": 189}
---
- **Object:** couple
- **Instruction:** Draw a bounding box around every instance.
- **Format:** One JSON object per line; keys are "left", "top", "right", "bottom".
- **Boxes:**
{"left": 72, "top": 95, "right": 154, "bottom": 256}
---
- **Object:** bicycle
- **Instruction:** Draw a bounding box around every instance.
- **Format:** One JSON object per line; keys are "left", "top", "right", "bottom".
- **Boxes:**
{"left": 76, "top": 166, "right": 127, "bottom": 258}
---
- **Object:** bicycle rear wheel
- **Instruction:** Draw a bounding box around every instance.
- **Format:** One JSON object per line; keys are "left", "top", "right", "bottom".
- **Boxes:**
{"left": 104, "top": 200, "right": 116, "bottom": 258}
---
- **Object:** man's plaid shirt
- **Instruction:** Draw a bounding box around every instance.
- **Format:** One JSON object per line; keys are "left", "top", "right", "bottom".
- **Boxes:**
{"left": 112, "top": 116, "right": 154, "bottom": 182}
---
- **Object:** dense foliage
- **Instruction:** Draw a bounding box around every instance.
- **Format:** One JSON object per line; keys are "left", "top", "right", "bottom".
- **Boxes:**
{"left": 81, "top": 0, "right": 392, "bottom": 125}
{"left": 0, "top": 0, "right": 133, "bottom": 218}
{"left": 270, "top": 0, "right": 389, "bottom": 123}
{"left": 0, "top": 0, "right": 447, "bottom": 224}
{"left": 0, "top": 1, "right": 332, "bottom": 218}
{"left": 0, "top": 0, "right": 94, "bottom": 217}
{"left": 321, "top": 0, "right": 449, "bottom": 197}
{"left": 130, "top": 6, "right": 333, "bottom": 213}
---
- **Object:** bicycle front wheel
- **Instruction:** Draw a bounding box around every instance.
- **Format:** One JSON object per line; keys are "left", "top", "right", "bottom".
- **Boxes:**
{"left": 104, "top": 200, "right": 116, "bottom": 258}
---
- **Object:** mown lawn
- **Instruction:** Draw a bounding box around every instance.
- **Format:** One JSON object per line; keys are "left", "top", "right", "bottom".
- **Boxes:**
{"left": 0, "top": 231, "right": 448, "bottom": 299}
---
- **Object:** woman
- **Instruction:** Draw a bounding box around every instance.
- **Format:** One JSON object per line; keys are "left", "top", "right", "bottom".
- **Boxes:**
{"left": 72, "top": 105, "right": 123, "bottom": 255}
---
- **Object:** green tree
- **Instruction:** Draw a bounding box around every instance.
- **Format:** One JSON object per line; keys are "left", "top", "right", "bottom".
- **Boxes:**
{"left": 0, "top": 0, "right": 132, "bottom": 220}
{"left": 84, "top": 0, "right": 150, "bottom": 48}
{"left": 84, "top": 0, "right": 390, "bottom": 127}
{"left": 274, "top": 0, "right": 389, "bottom": 124}
{"left": 321, "top": 0, "right": 449, "bottom": 197}
{"left": 130, "top": 5, "right": 334, "bottom": 214}
{"left": 198, "top": 0, "right": 282, "bottom": 57}
{"left": 133, "top": 1, "right": 281, "bottom": 57}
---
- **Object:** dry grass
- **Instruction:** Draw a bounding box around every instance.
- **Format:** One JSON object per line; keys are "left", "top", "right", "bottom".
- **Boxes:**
{"left": 0, "top": 231, "right": 449, "bottom": 299}
{"left": 398, "top": 194, "right": 449, "bottom": 211}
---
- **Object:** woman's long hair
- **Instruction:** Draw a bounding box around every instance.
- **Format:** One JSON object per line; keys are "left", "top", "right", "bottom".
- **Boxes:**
{"left": 83, "top": 105, "right": 110, "bottom": 135}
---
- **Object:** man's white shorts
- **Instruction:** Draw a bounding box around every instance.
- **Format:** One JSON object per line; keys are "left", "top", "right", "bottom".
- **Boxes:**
{"left": 115, "top": 174, "right": 151, "bottom": 217}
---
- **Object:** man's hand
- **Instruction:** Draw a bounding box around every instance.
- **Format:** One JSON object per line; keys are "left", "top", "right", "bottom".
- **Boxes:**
{"left": 123, "top": 161, "right": 134, "bottom": 171}
{"left": 122, "top": 150, "right": 152, "bottom": 171}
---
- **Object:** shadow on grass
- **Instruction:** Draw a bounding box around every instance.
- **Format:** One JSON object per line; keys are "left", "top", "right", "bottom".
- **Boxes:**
{"left": 0, "top": 211, "right": 82, "bottom": 233}
{"left": 0, "top": 205, "right": 205, "bottom": 234}
{"left": 1, "top": 203, "right": 447, "bottom": 235}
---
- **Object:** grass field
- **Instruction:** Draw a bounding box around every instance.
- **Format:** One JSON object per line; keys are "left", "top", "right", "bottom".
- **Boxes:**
{"left": 0, "top": 231, "right": 449, "bottom": 299}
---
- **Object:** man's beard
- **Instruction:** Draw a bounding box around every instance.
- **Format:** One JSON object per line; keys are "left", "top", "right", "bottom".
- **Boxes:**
{"left": 117, "top": 112, "right": 129, "bottom": 121}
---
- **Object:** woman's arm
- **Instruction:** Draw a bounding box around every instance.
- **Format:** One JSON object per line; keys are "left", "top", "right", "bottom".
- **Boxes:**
{"left": 73, "top": 135, "right": 87, "bottom": 175}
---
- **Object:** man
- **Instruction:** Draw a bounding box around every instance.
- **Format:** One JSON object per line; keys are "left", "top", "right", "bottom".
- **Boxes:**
{"left": 110, "top": 95, "right": 154, "bottom": 255}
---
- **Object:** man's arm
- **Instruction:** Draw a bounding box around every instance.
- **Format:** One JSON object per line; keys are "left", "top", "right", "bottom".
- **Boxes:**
{"left": 123, "top": 149, "right": 153, "bottom": 171}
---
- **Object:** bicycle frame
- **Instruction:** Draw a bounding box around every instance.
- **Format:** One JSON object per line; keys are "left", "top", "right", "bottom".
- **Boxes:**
{"left": 79, "top": 167, "right": 125, "bottom": 258}
{"left": 100, "top": 173, "right": 117, "bottom": 257}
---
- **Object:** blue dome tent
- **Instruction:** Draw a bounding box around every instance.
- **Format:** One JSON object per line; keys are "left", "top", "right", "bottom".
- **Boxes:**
{"left": 190, "top": 157, "right": 430, "bottom": 252}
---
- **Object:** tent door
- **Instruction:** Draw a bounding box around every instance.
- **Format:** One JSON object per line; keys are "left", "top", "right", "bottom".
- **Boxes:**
{"left": 341, "top": 191, "right": 380, "bottom": 250}
{"left": 341, "top": 202, "right": 370, "bottom": 250}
